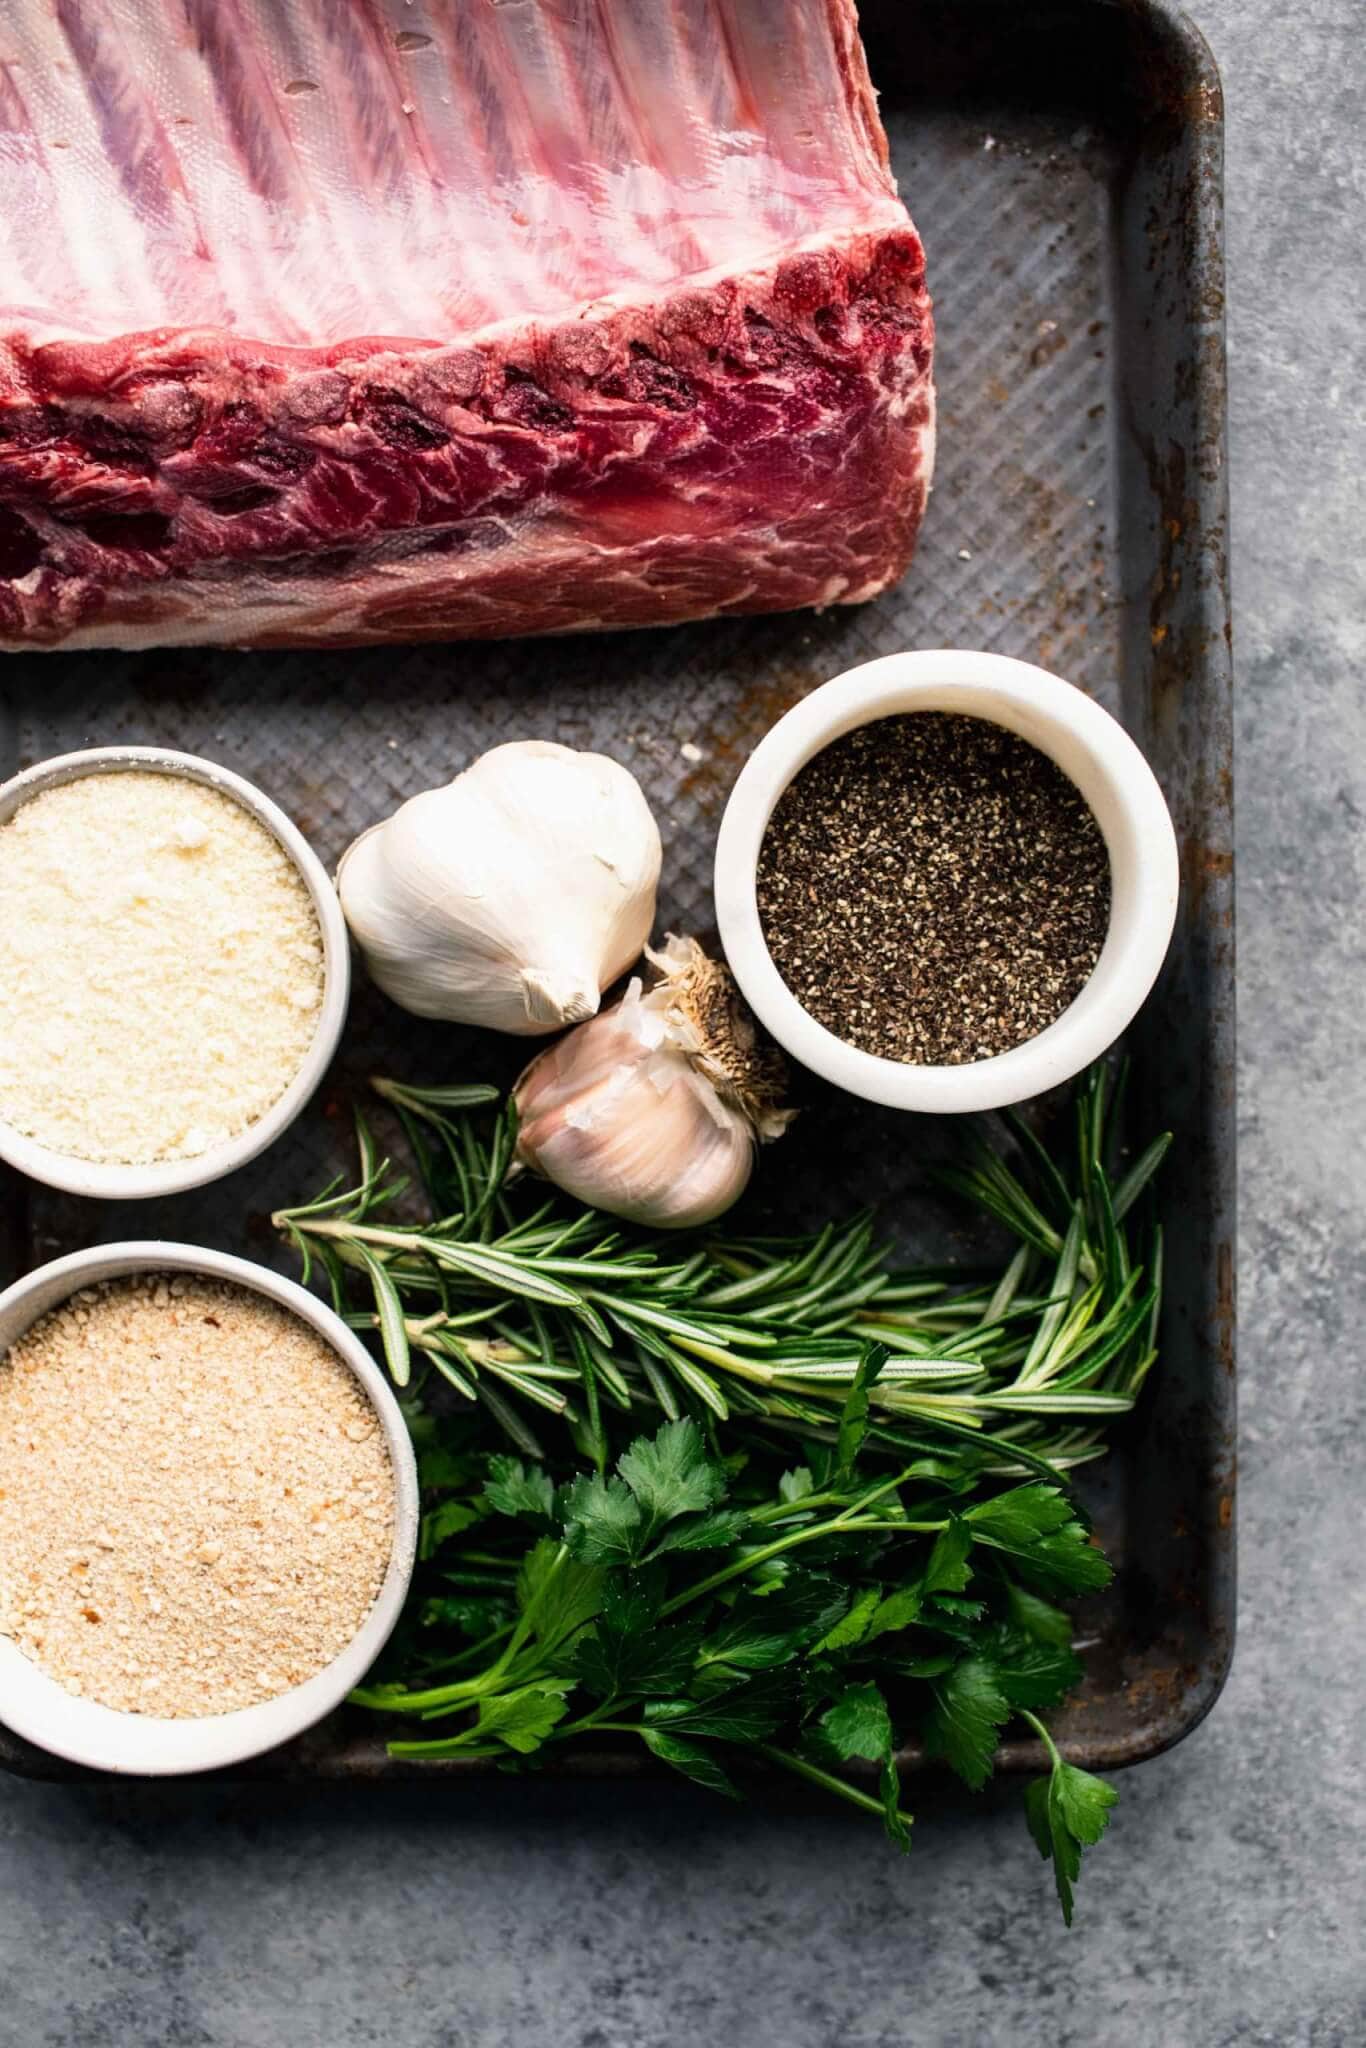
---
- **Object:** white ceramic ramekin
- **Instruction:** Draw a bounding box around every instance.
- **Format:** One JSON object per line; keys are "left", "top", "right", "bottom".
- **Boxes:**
{"left": 714, "top": 651, "right": 1179, "bottom": 1114}
{"left": 0, "top": 746, "right": 350, "bottom": 1198}
{"left": 0, "top": 1242, "right": 419, "bottom": 1775}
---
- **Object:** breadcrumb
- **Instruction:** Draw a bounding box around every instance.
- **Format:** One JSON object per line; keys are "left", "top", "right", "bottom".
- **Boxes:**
{"left": 0, "top": 1275, "right": 393, "bottom": 1717}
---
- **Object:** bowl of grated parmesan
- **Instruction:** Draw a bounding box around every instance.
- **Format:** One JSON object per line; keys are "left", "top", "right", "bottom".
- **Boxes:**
{"left": 0, "top": 747, "right": 351, "bottom": 1198}
{"left": 0, "top": 1241, "right": 419, "bottom": 1774}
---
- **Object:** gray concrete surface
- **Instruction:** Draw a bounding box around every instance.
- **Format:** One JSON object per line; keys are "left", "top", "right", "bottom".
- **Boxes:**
{"left": 1, "top": 3, "right": 1363, "bottom": 2042}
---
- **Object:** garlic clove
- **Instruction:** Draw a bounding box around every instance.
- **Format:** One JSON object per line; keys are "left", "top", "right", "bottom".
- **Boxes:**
{"left": 517, "top": 1049, "right": 755, "bottom": 1230}
{"left": 519, "top": 966, "right": 600, "bottom": 1031}
{"left": 512, "top": 988, "right": 657, "bottom": 1122}
{"left": 513, "top": 936, "right": 792, "bottom": 1231}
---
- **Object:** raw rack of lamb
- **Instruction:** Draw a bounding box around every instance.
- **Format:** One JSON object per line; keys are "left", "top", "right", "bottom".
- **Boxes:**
{"left": 0, "top": 0, "right": 934, "bottom": 650}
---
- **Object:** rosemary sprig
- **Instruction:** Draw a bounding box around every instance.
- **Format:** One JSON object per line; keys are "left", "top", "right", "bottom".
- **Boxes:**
{"left": 273, "top": 1064, "right": 1167, "bottom": 1480}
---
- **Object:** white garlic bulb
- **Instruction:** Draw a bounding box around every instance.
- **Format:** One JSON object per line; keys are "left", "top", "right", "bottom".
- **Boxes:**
{"left": 513, "top": 935, "right": 793, "bottom": 1230}
{"left": 337, "top": 741, "right": 662, "bottom": 1035}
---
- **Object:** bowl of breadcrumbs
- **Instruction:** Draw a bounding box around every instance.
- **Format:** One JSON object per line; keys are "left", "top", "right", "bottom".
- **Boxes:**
{"left": 0, "top": 1242, "right": 419, "bottom": 1773}
{"left": 0, "top": 746, "right": 351, "bottom": 1199}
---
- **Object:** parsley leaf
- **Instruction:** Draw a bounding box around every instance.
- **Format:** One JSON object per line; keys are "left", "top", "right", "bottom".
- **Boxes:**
{"left": 778, "top": 1467, "right": 816, "bottom": 1504}
{"left": 923, "top": 1655, "right": 1012, "bottom": 1789}
{"left": 562, "top": 1421, "right": 734, "bottom": 1563}
{"left": 1023, "top": 1716, "right": 1118, "bottom": 1925}
{"left": 419, "top": 1590, "right": 515, "bottom": 1642}
{"left": 966, "top": 1484, "right": 1076, "bottom": 1547}
{"left": 514, "top": 1537, "right": 604, "bottom": 1652}
{"left": 646, "top": 1507, "right": 751, "bottom": 1557}
{"left": 880, "top": 1755, "right": 913, "bottom": 1854}
{"left": 419, "top": 1499, "right": 482, "bottom": 1560}
{"left": 904, "top": 1455, "right": 975, "bottom": 1488}
{"left": 561, "top": 1473, "right": 642, "bottom": 1563}
{"left": 617, "top": 1418, "right": 727, "bottom": 1525}
{"left": 925, "top": 1593, "right": 986, "bottom": 1623}
{"left": 471, "top": 1680, "right": 574, "bottom": 1755}
{"left": 1006, "top": 1582, "right": 1075, "bottom": 1647}
{"left": 574, "top": 1616, "right": 705, "bottom": 1699}
{"left": 483, "top": 1454, "right": 556, "bottom": 1526}
{"left": 819, "top": 1681, "right": 894, "bottom": 1762}
{"left": 417, "top": 1442, "right": 479, "bottom": 1492}
{"left": 967, "top": 1486, "right": 1113, "bottom": 1594}
{"left": 646, "top": 1671, "right": 794, "bottom": 1744}
{"left": 862, "top": 1585, "right": 924, "bottom": 1642}
{"left": 815, "top": 1584, "right": 882, "bottom": 1653}
{"left": 826, "top": 1522, "right": 970, "bottom": 1651}
{"left": 979, "top": 1623, "right": 1083, "bottom": 1710}
{"left": 601, "top": 1565, "right": 664, "bottom": 1629}
{"left": 700, "top": 1579, "right": 848, "bottom": 1671}
{"left": 571, "top": 1575, "right": 704, "bottom": 1698}
{"left": 876, "top": 1651, "right": 957, "bottom": 1680}
{"left": 642, "top": 1728, "right": 741, "bottom": 1799}
{"left": 922, "top": 1516, "right": 975, "bottom": 1594}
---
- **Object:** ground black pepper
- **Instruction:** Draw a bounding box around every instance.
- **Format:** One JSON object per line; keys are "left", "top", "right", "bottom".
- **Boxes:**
{"left": 755, "top": 713, "right": 1112, "bottom": 1065}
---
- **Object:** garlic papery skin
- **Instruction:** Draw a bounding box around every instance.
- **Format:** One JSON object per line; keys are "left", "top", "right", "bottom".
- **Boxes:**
{"left": 513, "top": 935, "right": 793, "bottom": 1229}
{"left": 337, "top": 741, "right": 662, "bottom": 1035}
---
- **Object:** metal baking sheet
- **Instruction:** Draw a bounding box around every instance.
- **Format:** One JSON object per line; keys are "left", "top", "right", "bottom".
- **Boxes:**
{"left": 0, "top": 0, "right": 1234, "bottom": 1782}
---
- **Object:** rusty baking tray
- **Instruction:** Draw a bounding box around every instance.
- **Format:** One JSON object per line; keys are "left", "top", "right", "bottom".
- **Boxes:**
{"left": 0, "top": 0, "right": 1233, "bottom": 1782}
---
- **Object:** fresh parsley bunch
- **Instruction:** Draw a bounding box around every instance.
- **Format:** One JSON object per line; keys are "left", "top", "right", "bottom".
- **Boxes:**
{"left": 358, "top": 1378, "right": 1118, "bottom": 1925}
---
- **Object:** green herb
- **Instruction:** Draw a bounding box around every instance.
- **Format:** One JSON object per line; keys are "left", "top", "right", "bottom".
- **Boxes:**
{"left": 1021, "top": 1711, "right": 1119, "bottom": 1926}
{"left": 274, "top": 1064, "right": 1165, "bottom": 1482}
{"left": 277, "top": 1064, "right": 1162, "bottom": 1926}
{"left": 353, "top": 1411, "right": 1116, "bottom": 1919}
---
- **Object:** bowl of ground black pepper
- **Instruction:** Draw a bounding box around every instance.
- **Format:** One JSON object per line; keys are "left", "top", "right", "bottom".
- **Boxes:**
{"left": 714, "top": 652, "right": 1179, "bottom": 1113}
{"left": 0, "top": 1241, "right": 418, "bottom": 1774}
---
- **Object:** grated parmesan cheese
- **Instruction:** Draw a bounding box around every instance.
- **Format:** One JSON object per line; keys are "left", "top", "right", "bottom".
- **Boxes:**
{"left": 0, "top": 770, "right": 325, "bottom": 1164}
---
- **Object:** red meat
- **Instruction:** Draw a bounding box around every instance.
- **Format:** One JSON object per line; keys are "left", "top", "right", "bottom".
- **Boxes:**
{"left": 0, "top": 0, "right": 934, "bottom": 650}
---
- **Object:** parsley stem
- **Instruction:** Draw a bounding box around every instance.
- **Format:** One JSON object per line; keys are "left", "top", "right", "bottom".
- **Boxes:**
{"left": 659, "top": 1513, "right": 941, "bottom": 1617}
{"left": 1019, "top": 1709, "right": 1062, "bottom": 1768}
{"left": 386, "top": 1738, "right": 507, "bottom": 1761}
{"left": 353, "top": 1547, "right": 572, "bottom": 1713}
{"left": 418, "top": 1622, "right": 516, "bottom": 1676}
{"left": 351, "top": 1674, "right": 494, "bottom": 1712}
{"left": 845, "top": 1465, "right": 925, "bottom": 1516}
{"left": 746, "top": 1465, "right": 921, "bottom": 1528}
{"left": 756, "top": 1744, "right": 914, "bottom": 1832}
{"left": 497, "top": 1542, "right": 568, "bottom": 1667}
{"left": 554, "top": 1714, "right": 643, "bottom": 1740}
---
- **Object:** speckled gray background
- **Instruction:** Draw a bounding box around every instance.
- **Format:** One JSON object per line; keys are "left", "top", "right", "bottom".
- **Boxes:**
{"left": 1, "top": 2, "right": 1362, "bottom": 2042}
